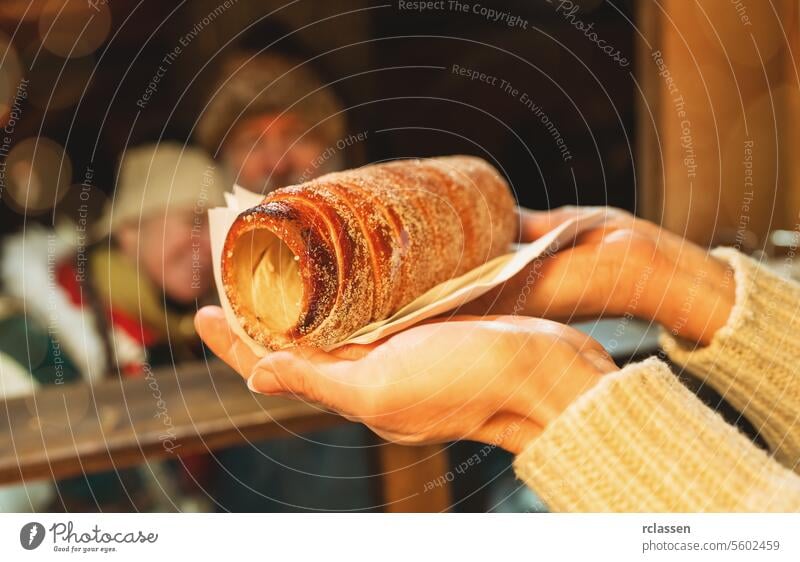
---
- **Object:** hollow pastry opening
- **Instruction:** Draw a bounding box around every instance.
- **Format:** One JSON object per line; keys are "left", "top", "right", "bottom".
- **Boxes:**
{"left": 230, "top": 228, "right": 303, "bottom": 334}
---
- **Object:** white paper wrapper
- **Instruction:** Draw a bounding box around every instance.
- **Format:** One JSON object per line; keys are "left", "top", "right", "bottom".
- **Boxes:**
{"left": 209, "top": 186, "right": 607, "bottom": 355}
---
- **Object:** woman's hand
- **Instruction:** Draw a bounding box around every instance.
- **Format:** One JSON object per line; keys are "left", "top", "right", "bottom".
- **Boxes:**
{"left": 195, "top": 307, "right": 617, "bottom": 454}
{"left": 463, "top": 207, "right": 736, "bottom": 346}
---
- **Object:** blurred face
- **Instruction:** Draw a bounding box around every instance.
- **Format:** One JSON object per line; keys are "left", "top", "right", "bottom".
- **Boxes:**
{"left": 221, "top": 113, "right": 330, "bottom": 192}
{"left": 117, "top": 208, "right": 213, "bottom": 304}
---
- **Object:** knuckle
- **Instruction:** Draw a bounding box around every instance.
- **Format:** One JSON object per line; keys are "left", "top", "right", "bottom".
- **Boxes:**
{"left": 606, "top": 228, "right": 658, "bottom": 258}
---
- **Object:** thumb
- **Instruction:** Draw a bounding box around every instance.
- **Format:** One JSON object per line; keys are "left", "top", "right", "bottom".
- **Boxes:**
{"left": 248, "top": 347, "right": 364, "bottom": 413}
{"left": 194, "top": 306, "right": 260, "bottom": 378}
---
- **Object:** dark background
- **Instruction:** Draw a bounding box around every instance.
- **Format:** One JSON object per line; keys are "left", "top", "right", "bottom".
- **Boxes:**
{"left": 0, "top": 0, "right": 637, "bottom": 235}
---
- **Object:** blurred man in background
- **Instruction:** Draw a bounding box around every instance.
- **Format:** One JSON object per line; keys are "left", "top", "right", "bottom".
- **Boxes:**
{"left": 195, "top": 50, "right": 376, "bottom": 512}
{"left": 196, "top": 50, "right": 346, "bottom": 193}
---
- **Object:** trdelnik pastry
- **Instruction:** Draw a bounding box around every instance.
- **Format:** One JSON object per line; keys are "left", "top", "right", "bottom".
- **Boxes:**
{"left": 221, "top": 155, "right": 517, "bottom": 350}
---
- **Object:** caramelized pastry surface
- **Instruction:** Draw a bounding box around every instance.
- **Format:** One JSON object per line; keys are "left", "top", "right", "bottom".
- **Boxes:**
{"left": 222, "top": 155, "right": 516, "bottom": 349}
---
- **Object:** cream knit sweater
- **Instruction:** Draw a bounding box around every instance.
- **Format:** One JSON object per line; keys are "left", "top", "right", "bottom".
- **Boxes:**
{"left": 513, "top": 248, "right": 800, "bottom": 511}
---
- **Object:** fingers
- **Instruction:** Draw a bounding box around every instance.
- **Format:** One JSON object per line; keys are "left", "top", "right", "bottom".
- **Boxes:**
{"left": 517, "top": 243, "right": 612, "bottom": 319}
{"left": 248, "top": 347, "right": 368, "bottom": 415}
{"left": 519, "top": 206, "right": 627, "bottom": 242}
{"left": 581, "top": 348, "right": 618, "bottom": 374}
{"left": 541, "top": 321, "right": 598, "bottom": 351}
{"left": 249, "top": 346, "right": 334, "bottom": 394}
{"left": 328, "top": 340, "right": 383, "bottom": 360}
{"left": 523, "top": 317, "right": 616, "bottom": 374}
{"left": 518, "top": 206, "right": 579, "bottom": 242}
{"left": 446, "top": 314, "right": 609, "bottom": 362}
{"left": 473, "top": 413, "right": 542, "bottom": 455}
{"left": 463, "top": 315, "right": 612, "bottom": 367}
{"left": 560, "top": 327, "right": 616, "bottom": 372}
{"left": 194, "top": 306, "right": 260, "bottom": 378}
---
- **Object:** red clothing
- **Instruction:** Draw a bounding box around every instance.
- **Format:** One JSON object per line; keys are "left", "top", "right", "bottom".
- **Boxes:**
{"left": 56, "top": 259, "right": 212, "bottom": 486}
{"left": 56, "top": 259, "right": 154, "bottom": 377}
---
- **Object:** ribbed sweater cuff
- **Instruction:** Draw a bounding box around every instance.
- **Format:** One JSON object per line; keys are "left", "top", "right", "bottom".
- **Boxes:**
{"left": 513, "top": 358, "right": 800, "bottom": 512}
{"left": 661, "top": 248, "right": 800, "bottom": 467}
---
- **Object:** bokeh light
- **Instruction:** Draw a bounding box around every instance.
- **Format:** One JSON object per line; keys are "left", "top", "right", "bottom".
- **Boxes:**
{"left": 38, "top": 0, "right": 111, "bottom": 59}
{"left": 3, "top": 136, "right": 73, "bottom": 215}
{"left": 0, "top": 32, "right": 23, "bottom": 126}
{"left": 26, "top": 49, "right": 94, "bottom": 110}
{"left": 54, "top": 181, "right": 108, "bottom": 246}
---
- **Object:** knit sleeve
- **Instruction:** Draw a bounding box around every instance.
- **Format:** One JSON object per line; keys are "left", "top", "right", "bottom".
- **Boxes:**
{"left": 661, "top": 247, "right": 800, "bottom": 470}
{"left": 513, "top": 357, "right": 800, "bottom": 511}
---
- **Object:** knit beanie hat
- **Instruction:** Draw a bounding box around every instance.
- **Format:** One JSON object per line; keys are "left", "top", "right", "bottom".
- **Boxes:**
{"left": 195, "top": 51, "right": 345, "bottom": 154}
{"left": 98, "top": 142, "right": 226, "bottom": 235}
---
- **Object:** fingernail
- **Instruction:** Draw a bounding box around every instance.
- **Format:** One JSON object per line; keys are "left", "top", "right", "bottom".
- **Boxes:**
{"left": 198, "top": 306, "right": 222, "bottom": 320}
{"left": 584, "top": 349, "right": 617, "bottom": 374}
{"left": 246, "top": 374, "right": 259, "bottom": 393}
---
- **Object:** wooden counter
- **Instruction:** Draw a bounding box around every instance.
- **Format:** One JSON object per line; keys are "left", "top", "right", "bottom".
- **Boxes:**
{"left": 0, "top": 361, "right": 450, "bottom": 511}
